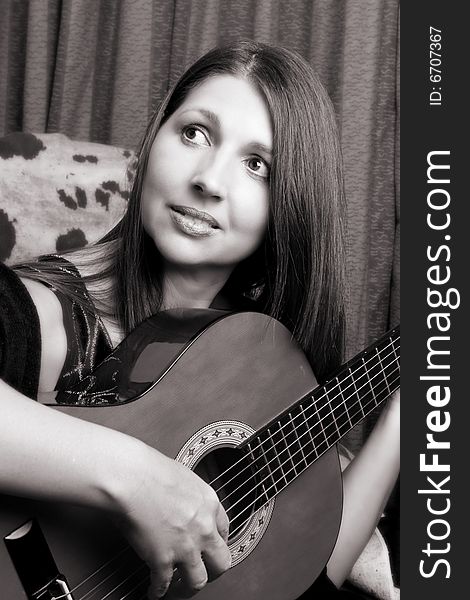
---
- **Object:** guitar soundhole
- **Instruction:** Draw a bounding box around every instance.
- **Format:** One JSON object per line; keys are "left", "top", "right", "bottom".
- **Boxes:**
{"left": 194, "top": 448, "right": 261, "bottom": 542}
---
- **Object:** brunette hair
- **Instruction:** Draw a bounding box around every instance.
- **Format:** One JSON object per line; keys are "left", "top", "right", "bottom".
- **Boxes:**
{"left": 16, "top": 41, "right": 346, "bottom": 381}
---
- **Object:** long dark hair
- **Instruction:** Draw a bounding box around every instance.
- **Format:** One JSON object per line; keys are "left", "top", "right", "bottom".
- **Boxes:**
{"left": 16, "top": 41, "right": 346, "bottom": 381}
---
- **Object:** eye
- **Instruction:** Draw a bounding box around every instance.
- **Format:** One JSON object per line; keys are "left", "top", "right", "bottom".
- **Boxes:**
{"left": 182, "top": 125, "right": 210, "bottom": 147}
{"left": 246, "top": 156, "right": 270, "bottom": 179}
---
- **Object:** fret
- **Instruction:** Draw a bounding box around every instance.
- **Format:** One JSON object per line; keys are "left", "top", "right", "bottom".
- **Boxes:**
{"left": 270, "top": 421, "right": 297, "bottom": 485}
{"left": 289, "top": 407, "right": 309, "bottom": 470}
{"left": 375, "top": 347, "right": 391, "bottom": 395}
{"left": 376, "top": 377, "right": 396, "bottom": 403}
{"left": 260, "top": 429, "right": 283, "bottom": 493}
{"left": 277, "top": 414, "right": 301, "bottom": 478}
{"left": 245, "top": 440, "right": 271, "bottom": 505}
{"left": 362, "top": 357, "right": 378, "bottom": 408}
{"left": 387, "top": 368, "right": 400, "bottom": 393}
{"left": 391, "top": 335, "right": 400, "bottom": 370}
{"left": 324, "top": 381, "right": 341, "bottom": 440}
{"left": 324, "top": 378, "right": 350, "bottom": 440}
{"left": 282, "top": 415, "right": 301, "bottom": 477}
{"left": 360, "top": 359, "right": 376, "bottom": 409}
{"left": 348, "top": 367, "right": 365, "bottom": 420}
{"left": 380, "top": 337, "right": 399, "bottom": 390}
{"left": 238, "top": 325, "right": 400, "bottom": 503}
{"left": 356, "top": 361, "right": 372, "bottom": 415}
{"left": 255, "top": 432, "right": 279, "bottom": 502}
{"left": 300, "top": 400, "right": 318, "bottom": 462}
{"left": 336, "top": 376, "right": 353, "bottom": 430}
{"left": 311, "top": 389, "right": 331, "bottom": 455}
{"left": 260, "top": 480, "right": 269, "bottom": 505}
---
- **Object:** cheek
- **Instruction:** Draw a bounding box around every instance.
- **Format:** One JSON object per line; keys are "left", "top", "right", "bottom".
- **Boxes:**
{"left": 232, "top": 189, "right": 269, "bottom": 244}
{"left": 145, "top": 121, "right": 195, "bottom": 192}
{"left": 145, "top": 141, "right": 177, "bottom": 196}
{"left": 142, "top": 142, "right": 187, "bottom": 228}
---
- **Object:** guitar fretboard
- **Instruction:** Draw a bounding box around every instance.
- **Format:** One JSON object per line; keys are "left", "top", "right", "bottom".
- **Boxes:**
{"left": 242, "top": 326, "right": 400, "bottom": 503}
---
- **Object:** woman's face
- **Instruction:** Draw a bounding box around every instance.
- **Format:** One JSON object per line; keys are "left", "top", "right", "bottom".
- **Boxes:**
{"left": 141, "top": 74, "right": 272, "bottom": 278}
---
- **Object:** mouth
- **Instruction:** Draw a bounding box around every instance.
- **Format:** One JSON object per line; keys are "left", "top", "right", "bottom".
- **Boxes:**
{"left": 169, "top": 205, "right": 221, "bottom": 237}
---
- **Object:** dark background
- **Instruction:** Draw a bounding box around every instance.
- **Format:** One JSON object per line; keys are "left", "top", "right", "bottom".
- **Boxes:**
{"left": 401, "top": 3, "right": 467, "bottom": 597}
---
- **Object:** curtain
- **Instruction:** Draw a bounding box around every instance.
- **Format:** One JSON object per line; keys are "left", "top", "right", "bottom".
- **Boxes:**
{"left": 0, "top": 0, "right": 400, "bottom": 441}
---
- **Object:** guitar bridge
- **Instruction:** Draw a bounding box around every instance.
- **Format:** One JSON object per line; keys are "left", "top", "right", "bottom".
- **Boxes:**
{"left": 37, "top": 578, "right": 73, "bottom": 600}
{"left": 4, "top": 519, "right": 74, "bottom": 599}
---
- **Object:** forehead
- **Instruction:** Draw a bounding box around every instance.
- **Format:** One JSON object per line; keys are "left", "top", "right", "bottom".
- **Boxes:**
{"left": 175, "top": 75, "right": 273, "bottom": 147}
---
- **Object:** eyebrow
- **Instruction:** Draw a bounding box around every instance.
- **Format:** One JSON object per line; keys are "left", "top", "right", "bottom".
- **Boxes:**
{"left": 179, "top": 107, "right": 272, "bottom": 157}
{"left": 180, "top": 108, "right": 220, "bottom": 128}
{"left": 250, "top": 142, "right": 272, "bottom": 159}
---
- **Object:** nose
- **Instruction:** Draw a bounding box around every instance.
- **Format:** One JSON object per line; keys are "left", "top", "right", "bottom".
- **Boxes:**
{"left": 190, "top": 153, "right": 229, "bottom": 201}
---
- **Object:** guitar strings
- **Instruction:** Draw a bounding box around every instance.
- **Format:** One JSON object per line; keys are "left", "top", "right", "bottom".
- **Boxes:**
{"left": 220, "top": 356, "right": 400, "bottom": 522}
{"left": 207, "top": 335, "right": 399, "bottom": 492}
{"left": 99, "top": 564, "right": 148, "bottom": 600}
{"left": 215, "top": 342, "right": 399, "bottom": 509}
{"left": 49, "top": 558, "right": 145, "bottom": 600}
{"left": 226, "top": 372, "right": 400, "bottom": 540}
{"left": 46, "top": 547, "right": 133, "bottom": 600}
{"left": 228, "top": 376, "right": 400, "bottom": 542}
{"left": 55, "top": 563, "right": 148, "bottom": 600}
{"left": 59, "top": 370, "right": 400, "bottom": 600}
{"left": 50, "top": 335, "right": 399, "bottom": 600}
{"left": 125, "top": 338, "right": 398, "bottom": 598}
{"left": 209, "top": 337, "right": 399, "bottom": 496}
{"left": 53, "top": 337, "right": 399, "bottom": 600}
{"left": 119, "top": 575, "right": 152, "bottom": 600}
{"left": 225, "top": 352, "right": 400, "bottom": 518}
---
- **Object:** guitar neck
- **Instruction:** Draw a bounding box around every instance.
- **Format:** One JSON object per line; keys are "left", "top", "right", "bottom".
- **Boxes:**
{"left": 242, "top": 326, "right": 400, "bottom": 499}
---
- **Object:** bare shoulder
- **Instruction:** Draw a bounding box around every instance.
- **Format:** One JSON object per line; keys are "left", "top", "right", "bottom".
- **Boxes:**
{"left": 20, "top": 277, "right": 67, "bottom": 392}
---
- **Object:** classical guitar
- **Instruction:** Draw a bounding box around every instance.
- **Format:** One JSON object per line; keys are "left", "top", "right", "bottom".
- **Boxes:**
{"left": 1, "top": 310, "right": 400, "bottom": 599}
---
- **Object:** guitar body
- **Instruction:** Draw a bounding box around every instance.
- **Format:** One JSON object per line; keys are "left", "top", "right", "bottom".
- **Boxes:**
{"left": 1, "top": 311, "right": 343, "bottom": 599}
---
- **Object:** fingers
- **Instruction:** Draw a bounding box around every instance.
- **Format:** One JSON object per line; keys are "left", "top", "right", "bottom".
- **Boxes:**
{"left": 205, "top": 501, "right": 231, "bottom": 580}
{"left": 215, "top": 501, "right": 230, "bottom": 542}
{"left": 172, "top": 553, "right": 208, "bottom": 598}
{"left": 141, "top": 470, "right": 231, "bottom": 598}
{"left": 148, "top": 562, "right": 174, "bottom": 599}
{"left": 164, "top": 538, "right": 231, "bottom": 599}
{"left": 202, "top": 532, "right": 232, "bottom": 580}
{"left": 154, "top": 529, "right": 231, "bottom": 599}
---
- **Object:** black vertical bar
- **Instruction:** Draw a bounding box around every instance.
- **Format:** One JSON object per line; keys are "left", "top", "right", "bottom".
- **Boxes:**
{"left": 402, "top": 4, "right": 467, "bottom": 598}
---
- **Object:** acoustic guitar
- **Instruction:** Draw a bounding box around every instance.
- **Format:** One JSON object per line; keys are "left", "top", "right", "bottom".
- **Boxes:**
{"left": 1, "top": 310, "right": 400, "bottom": 599}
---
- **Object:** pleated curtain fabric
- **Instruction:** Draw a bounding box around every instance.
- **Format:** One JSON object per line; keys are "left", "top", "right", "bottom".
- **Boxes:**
{"left": 0, "top": 0, "right": 400, "bottom": 450}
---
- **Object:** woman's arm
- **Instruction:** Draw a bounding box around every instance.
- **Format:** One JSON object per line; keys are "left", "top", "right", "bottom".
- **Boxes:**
{"left": 0, "top": 378, "right": 231, "bottom": 598}
{"left": 1, "top": 273, "right": 231, "bottom": 597}
{"left": 326, "top": 391, "right": 400, "bottom": 587}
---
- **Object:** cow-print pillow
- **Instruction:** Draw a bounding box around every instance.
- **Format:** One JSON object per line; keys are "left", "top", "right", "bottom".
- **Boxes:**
{"left": 0, "top": 132, "right": 135, "bottom": 265}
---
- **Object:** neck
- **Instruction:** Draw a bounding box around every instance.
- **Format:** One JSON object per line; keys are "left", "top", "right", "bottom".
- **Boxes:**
{"left": 161, "top": 264, "right": 233, "bottom": 310}
{"left": 238, "top": 325, "right": 400, "bottom": 504}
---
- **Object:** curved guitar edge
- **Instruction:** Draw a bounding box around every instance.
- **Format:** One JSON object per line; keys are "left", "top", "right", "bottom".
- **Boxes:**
{"left": 3, "top": 311, "right": 351, "bottom": 599}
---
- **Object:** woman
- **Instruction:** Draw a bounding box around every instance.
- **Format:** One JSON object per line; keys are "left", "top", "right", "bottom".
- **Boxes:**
{"left": 0, "top": 41, "right": 399, "bottom": 599}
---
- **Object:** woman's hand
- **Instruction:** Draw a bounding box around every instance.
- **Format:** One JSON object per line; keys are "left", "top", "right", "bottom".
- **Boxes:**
{"left": 0, "top": 380, "right": 230, "bottom": 600}
{"left": 108, "top": 441, "right": 232, "bottom": 599}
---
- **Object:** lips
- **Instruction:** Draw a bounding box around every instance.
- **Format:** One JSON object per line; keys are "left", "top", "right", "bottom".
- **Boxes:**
{"left": 169, "top": 205, "right": 221, "bottom": 237}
